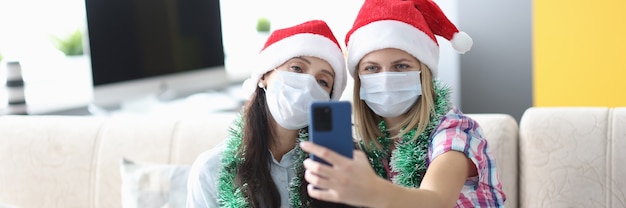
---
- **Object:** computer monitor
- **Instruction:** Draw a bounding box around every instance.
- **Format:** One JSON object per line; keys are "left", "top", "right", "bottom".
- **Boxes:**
{"left": 84, "top": 0, "right": 228, "bottom": 111}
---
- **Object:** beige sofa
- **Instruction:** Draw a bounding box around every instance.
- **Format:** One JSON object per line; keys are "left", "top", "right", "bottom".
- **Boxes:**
{"left": 519, "top": 107, "right": 626, "bottom": 208}
{"left": 0, "top": 113, "right": 238, "bottom": 208}
{"left": 0, "top": 107, "right": 624, "bottom": 208}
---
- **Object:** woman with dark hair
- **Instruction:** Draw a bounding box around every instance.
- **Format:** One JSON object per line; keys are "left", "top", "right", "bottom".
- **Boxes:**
{"left": 186, "top": 20, "right": 351, "bottom": 208}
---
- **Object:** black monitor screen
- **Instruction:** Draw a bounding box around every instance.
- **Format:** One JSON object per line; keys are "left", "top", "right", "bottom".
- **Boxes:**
{"left": 85, "top": 0, "right": 225, "bottom": 86}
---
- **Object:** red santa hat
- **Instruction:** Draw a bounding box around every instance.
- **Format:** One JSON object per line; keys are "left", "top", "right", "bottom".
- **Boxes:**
{"left": 345, "top": 0, "right": 472, "bottom": 77}
{"left": 242, "top": 20, "right": 346, "bottom": 100}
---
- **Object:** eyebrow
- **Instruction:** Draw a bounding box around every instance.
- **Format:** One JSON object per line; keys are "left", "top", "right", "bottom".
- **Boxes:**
{"left": 296, "top": 57, "right": 335, "bottom": 79}
{"left": 320, "top": 69, "right": 335, "bottom": 79}
{"left": 361, "top": 58, "right": 417, "bottom": 65}
{"left": 360, "top": 61, "right": 377, "bottom": 66}
{"left": 392, "top": 58, "right": 415, "bottom": 64}
{"left": 293, "top": 57, "right": 311, "bottom": 64}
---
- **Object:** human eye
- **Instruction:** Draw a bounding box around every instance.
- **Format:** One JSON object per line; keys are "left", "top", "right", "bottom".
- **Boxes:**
{"left": 361, "top": 65, "right": 379, "bottom": 73}
{"left": 395, "top": 63, "right": 410, "bottom": 71}
{"left": 318, "top": 79, "right": 330, "bottom": 88}
{"left": 289, "top": 65, "right": 304, "bottom": 73}
{"left": 316, "top": 72, "right": 333, "bottom": 89}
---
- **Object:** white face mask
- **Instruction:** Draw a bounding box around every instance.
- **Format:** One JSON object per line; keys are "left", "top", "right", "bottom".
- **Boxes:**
{"left": 265, "top": 70, "right": 330, "bottom": 130}
{"left": 359, "top": 71, "right": 422, "bottom": 118}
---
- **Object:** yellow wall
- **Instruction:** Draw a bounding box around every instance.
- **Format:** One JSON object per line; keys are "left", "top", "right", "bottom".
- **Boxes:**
{"left": 534, "top": 1, "right": 626, "bottom": 106}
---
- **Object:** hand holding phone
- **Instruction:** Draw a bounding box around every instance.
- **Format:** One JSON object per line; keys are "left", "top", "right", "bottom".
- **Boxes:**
{"left": 309, "top": 101, "right": 353, "bottom": 166}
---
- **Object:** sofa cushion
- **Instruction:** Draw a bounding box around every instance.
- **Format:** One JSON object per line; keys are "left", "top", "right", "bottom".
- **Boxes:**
{"left": 120, "top": 158, "right": 190, "bottom": 208}
{"left": 519, "top": 107, "right": 626, "bottom": 208}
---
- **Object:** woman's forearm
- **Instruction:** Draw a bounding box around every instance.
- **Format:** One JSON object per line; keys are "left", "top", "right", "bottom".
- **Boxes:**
{"left": 372, "top": 178, "right": 447, "bottom": 208}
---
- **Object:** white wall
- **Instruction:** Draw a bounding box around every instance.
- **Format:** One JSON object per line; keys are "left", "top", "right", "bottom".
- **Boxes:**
{"left": 0, "top": 0, "right": 85, "bottom": 60}
{"left": 219, "top": 0, "right": 363, "bottom": 83}
{"left": 435, "top": 0, "right": 461, "bottom": 107}
{"left": 0, "top": 0, "right": 92, "bottom": 113}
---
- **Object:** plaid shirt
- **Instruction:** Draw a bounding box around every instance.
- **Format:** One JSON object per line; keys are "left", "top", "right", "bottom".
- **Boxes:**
{"left": 383, "top": 107, "right": 506, "bottom": 207}
{"left": 429, "top": 107, "right": 506, "bottom": 207}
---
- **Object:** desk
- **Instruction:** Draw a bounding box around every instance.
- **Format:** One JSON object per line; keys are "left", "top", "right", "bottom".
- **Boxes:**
{"left": 1, "top": 72, "right": 92, "bottom": 115}
{"left": 94, "top": 83, "right": 246, "bottom": 117}
{"left": 1, "top": 62, "right": 245, "bottom": 116}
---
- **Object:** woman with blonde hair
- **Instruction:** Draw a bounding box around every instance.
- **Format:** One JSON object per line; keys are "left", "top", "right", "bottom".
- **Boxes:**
{"left": 300, "top": 0, "right": 506, "bottom": 207}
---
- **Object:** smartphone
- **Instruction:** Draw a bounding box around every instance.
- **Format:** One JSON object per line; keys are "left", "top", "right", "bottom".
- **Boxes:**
{"left": 309, "top": 101, "right": 353, "bottom": 166}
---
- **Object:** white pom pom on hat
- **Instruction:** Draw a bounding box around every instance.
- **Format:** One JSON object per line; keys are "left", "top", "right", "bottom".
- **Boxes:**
{"left": 451, "top": 31, "right": 473, "bottom": 54}
{"left": 345, "top": 0, "right": 473, "bottom": 77}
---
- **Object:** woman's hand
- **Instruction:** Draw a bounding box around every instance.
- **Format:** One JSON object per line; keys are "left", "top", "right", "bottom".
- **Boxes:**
{"left": 301, "top": 141, "right": 473, "bottom": 208}
{"left": 300, "top": 141, "right": 384, "bottom": 207}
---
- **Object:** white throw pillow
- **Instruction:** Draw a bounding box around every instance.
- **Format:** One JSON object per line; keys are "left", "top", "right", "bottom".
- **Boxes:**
{"left": 120, "top": 158, "right": 190, "bottom": 208}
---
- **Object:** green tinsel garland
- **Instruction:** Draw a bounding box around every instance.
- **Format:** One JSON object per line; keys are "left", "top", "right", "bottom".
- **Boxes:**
{"left": 216, "top": 114, "right": 312, "bottom": 207}
{"left": 217, "top": 116, "right": 250, "bottom": 207}
{"left": 217, "top": 80, "right": 451, "bottom": 207}
{"left": 360, "top": 80, "right": 451, "bottom": 188}
{"left": 289, "top": 130, "right": 310, "bottom": 208}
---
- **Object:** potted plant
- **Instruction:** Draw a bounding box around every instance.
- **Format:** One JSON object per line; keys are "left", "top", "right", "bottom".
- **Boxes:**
{"left": 50, "top": 29, "right": 89, "bottom": 73}
{"left": 256, "top": 17, "right": 271, "bottom": 33}
{"left": 51, "top": 29, "right": 84, "bottom": 57}
{"left": 255, "top": 17, "right": 271, "bottom": 50}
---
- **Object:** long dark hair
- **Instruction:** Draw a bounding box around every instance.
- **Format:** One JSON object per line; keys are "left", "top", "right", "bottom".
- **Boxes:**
{"left": 236, "top": 88, "right": 355, "bottom": 207}
{"left": 236, "top": 88, "right": 281, "bottom": 207}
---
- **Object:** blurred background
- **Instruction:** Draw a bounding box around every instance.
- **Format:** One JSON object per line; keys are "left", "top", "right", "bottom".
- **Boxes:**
{"left": 0, "top": 0, "right": 624, "bottom": 121}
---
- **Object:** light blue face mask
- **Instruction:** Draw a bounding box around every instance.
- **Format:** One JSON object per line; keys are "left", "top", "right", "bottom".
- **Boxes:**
{"left": 265, "top": 70, "right": 330, "bottom": 130}
{"left": 359, "top": 71, "right": 422, "bottom": 118}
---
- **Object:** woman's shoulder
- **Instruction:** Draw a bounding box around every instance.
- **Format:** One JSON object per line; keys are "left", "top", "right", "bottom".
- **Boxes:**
{"left": 189, "top": 141, "right": 227, "bottom": 178}
{"left": 435, "top": 106, "right": 481, "bottom": 130}
{"left": 187, "top": 141, "right": 227, "bottom": 206}
{"left": 444, "top": 106, "right": 472, "bottom": 119}
{"left": 429, "top": 105, "right": 487, "bottom": 157}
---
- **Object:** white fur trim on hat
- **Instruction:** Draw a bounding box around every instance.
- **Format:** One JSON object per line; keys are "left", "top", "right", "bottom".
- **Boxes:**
{"left": 242, "top": 33, "right": 346, "bottom": 100}
{"left": 346, "top": 20, "right": 439, "bottom": 77}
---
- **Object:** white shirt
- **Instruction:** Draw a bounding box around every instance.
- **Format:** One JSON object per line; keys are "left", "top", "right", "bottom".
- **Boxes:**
{"left": 186, "top": 141, "right": 298, "bottom": 208}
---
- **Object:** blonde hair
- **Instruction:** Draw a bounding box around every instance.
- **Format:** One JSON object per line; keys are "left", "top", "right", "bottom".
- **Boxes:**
{"left": 353, "top": 62, "right": 436, "bottom": 151}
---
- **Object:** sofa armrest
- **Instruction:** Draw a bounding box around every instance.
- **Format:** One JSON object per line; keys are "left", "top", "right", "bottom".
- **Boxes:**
{"left": 467, "top": 113, "right": 519, "bottom": 208}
